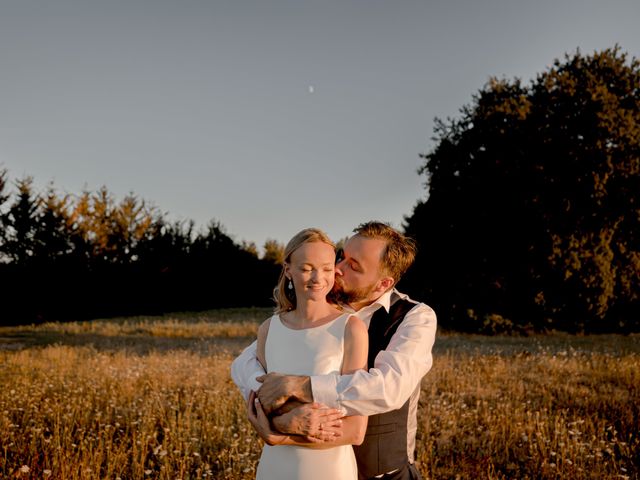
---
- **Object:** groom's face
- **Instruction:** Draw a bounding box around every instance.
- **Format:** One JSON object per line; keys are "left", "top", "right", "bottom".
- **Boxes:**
{"left": 332, "top": 235, "right": 387, "bottom": 304}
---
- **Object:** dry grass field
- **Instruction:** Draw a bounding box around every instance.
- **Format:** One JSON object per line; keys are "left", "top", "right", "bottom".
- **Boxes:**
{"left": 0, "top": 309, "right": 638, "bottom": 479}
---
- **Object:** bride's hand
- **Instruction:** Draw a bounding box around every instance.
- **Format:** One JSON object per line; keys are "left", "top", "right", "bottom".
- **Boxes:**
{"left": 247, "top": 391, "right": 288, "bottom": 446}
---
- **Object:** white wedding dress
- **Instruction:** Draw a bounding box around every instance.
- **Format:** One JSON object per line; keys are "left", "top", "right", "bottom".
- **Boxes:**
{"left": 256, "top": 313, "right": 358, "bottom": 480}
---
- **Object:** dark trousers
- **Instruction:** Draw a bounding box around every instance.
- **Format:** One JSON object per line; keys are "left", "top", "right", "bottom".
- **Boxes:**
{"left": 362, "top": 463, "right": 422, "bottom": 480}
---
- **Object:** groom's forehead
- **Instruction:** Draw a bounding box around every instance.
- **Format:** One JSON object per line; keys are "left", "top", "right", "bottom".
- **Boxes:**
{"left": 343, "top": 235, "right": 361, "bottom": 253}
{"left": 344, "top": 235, "right": 381, "bottom": 260}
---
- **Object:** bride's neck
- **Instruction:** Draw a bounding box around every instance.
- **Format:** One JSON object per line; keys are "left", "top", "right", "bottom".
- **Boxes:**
{"left": 290, "top": 300, "right": 334, "bottom": 325}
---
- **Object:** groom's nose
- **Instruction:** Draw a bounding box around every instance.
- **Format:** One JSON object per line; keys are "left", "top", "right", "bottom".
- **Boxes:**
{"left": 335, "top": 261, "right": 344, "bottom": 277}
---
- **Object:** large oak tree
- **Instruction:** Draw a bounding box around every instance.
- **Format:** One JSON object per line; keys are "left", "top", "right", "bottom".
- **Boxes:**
{"left": 404, "top": 47, "right": 639, "bottom": 332}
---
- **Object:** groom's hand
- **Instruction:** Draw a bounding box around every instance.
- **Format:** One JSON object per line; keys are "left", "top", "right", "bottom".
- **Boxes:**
{"left": 256, "top": 372, "right": 313, "bottom": 415}
{"left": 272, "top": 402, "right": 344, "bottom": 439}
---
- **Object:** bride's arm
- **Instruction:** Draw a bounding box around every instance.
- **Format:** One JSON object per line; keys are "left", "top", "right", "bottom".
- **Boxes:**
{"left": 330, "top": 315, "right": 368, "bottom": 445}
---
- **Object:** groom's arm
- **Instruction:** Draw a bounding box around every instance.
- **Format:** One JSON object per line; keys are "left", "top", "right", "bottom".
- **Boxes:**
{"left": 256, "top": 372, "right": 314, "bottom": 414}
{"left": 314, "top": 303, "right": 436, "bottom": 416}
{"left": 258, "top": 303, "right": 437, "bottom": 417}
{"left": 230, "top": 340, "right": 265, "bottom": 401}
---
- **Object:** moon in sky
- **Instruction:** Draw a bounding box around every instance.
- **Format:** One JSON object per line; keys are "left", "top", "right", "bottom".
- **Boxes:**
{"left": 308, "top": 85, "right": 315, "bottom": 94}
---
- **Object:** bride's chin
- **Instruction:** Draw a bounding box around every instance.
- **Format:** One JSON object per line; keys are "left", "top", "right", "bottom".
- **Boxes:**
{"left": 303, "top": 288, "right": 328, "bottom": 298}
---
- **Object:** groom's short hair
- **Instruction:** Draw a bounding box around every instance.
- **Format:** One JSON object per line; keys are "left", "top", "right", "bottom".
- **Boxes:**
{"left": 353, "top": 221, "right": 417, "bottom": 282}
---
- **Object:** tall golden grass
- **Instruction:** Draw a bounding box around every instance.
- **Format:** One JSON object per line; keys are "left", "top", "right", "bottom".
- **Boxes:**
{"left": 0, "top": 313, "right": 638, "bottom": 479}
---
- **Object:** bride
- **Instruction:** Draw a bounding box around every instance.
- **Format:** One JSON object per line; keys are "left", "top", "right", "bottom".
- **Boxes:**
{"left": 247, "top": 228, "right": 368, "bottom": 480}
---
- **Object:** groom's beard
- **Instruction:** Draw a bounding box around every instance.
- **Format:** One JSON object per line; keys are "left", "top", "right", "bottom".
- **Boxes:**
{"left": 331, "top": 277, "right": 378, "bottom": 307}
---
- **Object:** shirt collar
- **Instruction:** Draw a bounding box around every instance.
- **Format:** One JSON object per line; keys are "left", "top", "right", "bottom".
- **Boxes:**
{"left": 371, "top": 288, "right": 394, "bottom": 313}
{"left": 339, "top": 288, "right": 408, "bottom": 315}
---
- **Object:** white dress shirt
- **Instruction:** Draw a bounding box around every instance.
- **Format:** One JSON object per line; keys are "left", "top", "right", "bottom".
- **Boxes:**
{"left": 230, "top": 289, "right": 437, "bottom": 417}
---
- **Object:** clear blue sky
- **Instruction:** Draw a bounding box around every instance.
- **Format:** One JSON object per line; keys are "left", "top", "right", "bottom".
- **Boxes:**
{"left": 1, "top": 0, "right": 639, "bottom": 250}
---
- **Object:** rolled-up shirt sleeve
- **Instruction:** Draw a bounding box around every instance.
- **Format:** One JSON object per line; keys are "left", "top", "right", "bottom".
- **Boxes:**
{"left": 230, "top": 340, "right": 265, "bottom": 401}
{"left": 310, "top": 303, "right": 436, "bottom": 416}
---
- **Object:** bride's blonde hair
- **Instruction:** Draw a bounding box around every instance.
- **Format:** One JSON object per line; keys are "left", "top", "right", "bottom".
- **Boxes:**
{"left": 273, "top": 228, "right": 335, "bottom": 313}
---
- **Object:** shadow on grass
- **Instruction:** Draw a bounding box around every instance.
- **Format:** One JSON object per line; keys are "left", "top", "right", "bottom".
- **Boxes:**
{"left": 2, "top": 311, "right": 638, "bottom": 358}
{"left": 433, "top": 332, "right": 640, "bottom": 356}
{"left": 0, "top": 331, "right": 255, "bottom": 356}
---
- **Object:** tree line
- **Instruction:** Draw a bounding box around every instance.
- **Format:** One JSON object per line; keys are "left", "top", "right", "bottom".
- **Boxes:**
{"left": 402, "top": 46, "right": 639, "bottom": 333}
{"left": 0, "top": 174, "right": 281, "bottom": 324}
{"left": 2, "top": 46, "right": 638, "bottom": 332}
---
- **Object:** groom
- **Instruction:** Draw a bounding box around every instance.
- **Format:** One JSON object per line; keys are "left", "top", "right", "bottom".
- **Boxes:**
{"left": 231, "top": 221, "right": 437, "bottom": 480}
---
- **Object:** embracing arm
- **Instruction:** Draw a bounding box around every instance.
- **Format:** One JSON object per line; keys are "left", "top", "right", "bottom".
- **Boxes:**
{"left": 312, "top": 302, "right": 437, "bottom": 416}
{"left": 231, "top": 315, "right": 272, "bottom": 401}
{"left": 231, "top": 340, "right": 265, "bottom": 401}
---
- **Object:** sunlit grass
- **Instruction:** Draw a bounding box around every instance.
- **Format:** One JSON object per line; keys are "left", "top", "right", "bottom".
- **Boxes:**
{"left": 0, "top": 346, "right": 258, "bottom": 479}
{"left": 0, "top": 314, "right": 638, "bottom": 479}
{"left": 417, "top": 345, "right": 639, "bottom": 479}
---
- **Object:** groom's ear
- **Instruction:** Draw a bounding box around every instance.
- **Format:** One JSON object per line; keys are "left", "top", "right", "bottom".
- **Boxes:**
{"left": 377, "top": 276, "right": 394, "bottom": 293}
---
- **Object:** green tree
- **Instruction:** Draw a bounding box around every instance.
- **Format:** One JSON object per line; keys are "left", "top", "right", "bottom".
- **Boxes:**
{"left": 529, "top": 48, "right": 640, "bottom": 329}
{"left": 404, "top": 46, "right": 640, "bottom": 332}
{"left": 262, "top": 239, "right": 285, "bottom": 265}
{"left": 65, "top": 186, "right": 155, "bottom": 265}
{"left": 240, "top": 240, "right": 259, "bottom": 257}
{"left": 110, "top": 193, "right": 155, "bottom": 264}
{"left": 32, "top": 185, "right": 74, "bottom": 263}
{"left": 3, "top": 177, "right": 40, "bottom": 265}
{"left": 0, "top": 168, "right": 10, "bottom": 260}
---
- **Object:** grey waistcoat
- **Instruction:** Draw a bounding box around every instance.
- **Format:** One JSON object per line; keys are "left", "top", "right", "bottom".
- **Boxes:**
{"left": 352, "top": 299, "right": 417, "bottom": 479}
